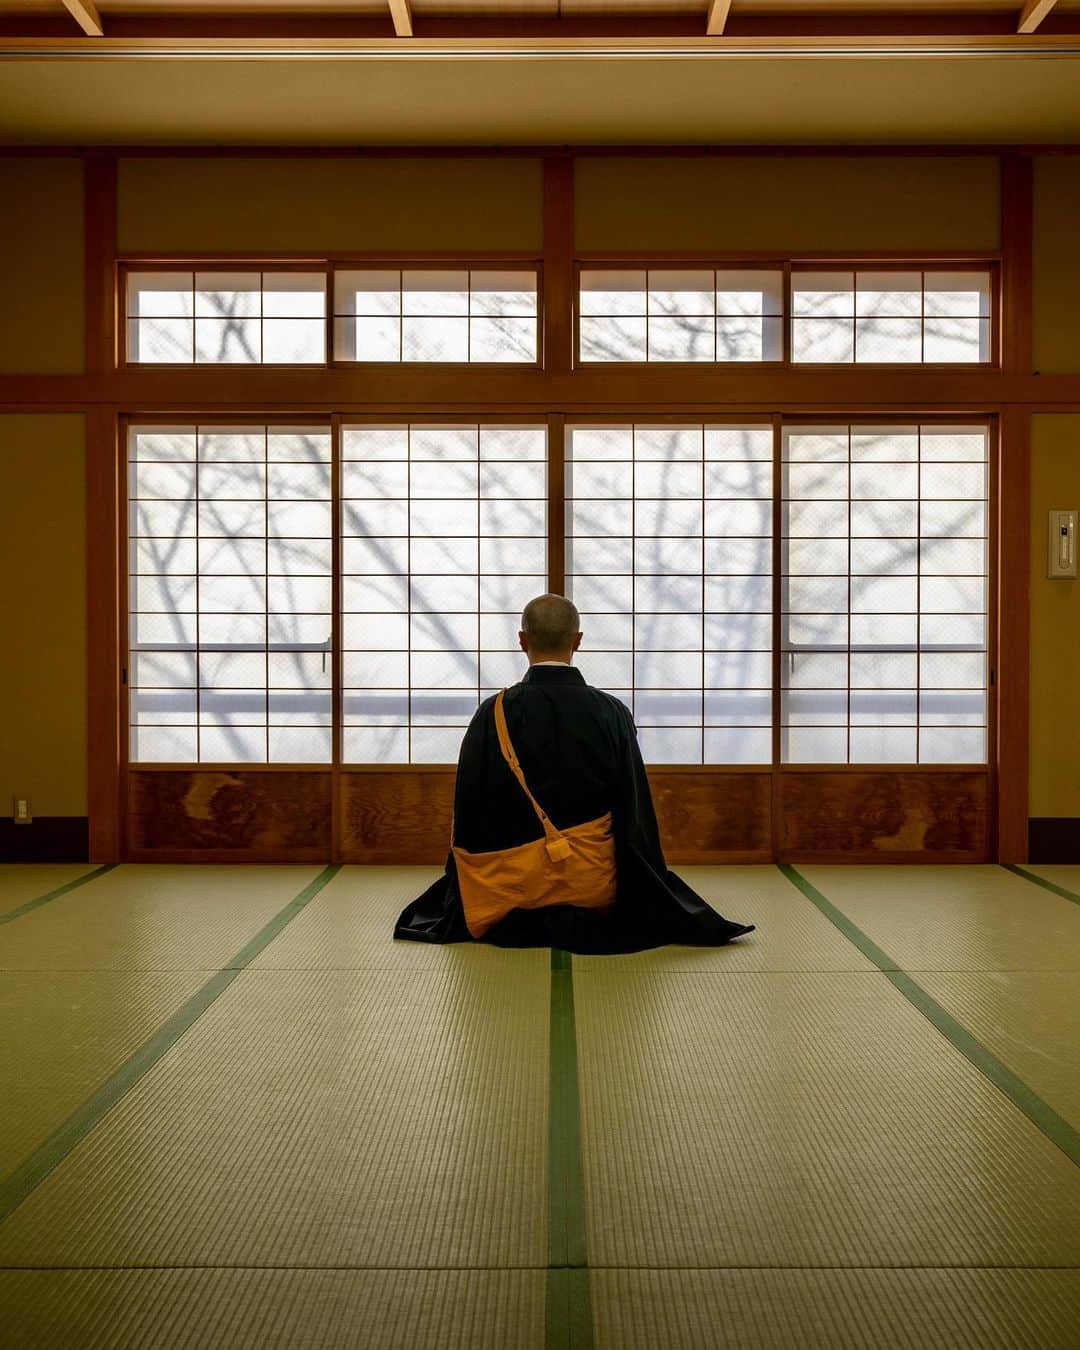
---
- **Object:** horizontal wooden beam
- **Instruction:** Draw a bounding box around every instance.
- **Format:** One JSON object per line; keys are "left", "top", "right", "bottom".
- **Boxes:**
{"left": 59, "top": 0, "right": 102, "bottom": 38}
{"left": 706, "top": 0, "right": 732, "bottom": 38}
{"left": 1019, "top": 0, "right": 1060, "bottom": 34}
{"left": 388, "top": 0, "right": 412, "bottom": 39}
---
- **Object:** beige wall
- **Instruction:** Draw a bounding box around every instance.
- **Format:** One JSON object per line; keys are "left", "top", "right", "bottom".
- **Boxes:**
{"left": 1033, "top": 157, "right": 1080, "bottom": 376}
{"left": 0, "top": 158, "right": 84, "bottom": 374}
{"left": 575, "top": 156, "right": 1001, "bottom": 253}
{"left": 0, "top": 415, "right": 87, "bottom": 817}
{"left": 1030, "top": 414, "right": 1080, "bottom": 818}
{"left": 118, "top": 157, "right": 544, "bottom": 254}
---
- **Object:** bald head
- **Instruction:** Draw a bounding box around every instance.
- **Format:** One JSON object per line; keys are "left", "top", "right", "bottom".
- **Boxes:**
{"left": 519, "top": 594, "right": 583, "bottom": 663}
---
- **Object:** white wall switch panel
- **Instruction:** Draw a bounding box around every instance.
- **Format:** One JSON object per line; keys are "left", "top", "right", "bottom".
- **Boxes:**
{"left": 1048, "top": 509, "right": 1078, "bottom": 579}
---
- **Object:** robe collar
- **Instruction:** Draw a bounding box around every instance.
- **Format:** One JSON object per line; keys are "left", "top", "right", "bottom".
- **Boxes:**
{"left": 521, "top": 664, "right": 586, "bottom": 686}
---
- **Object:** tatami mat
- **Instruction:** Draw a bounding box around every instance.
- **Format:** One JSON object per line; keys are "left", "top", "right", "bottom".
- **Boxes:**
{"left": 592, "top": 1269, "right": 1080, "bottom": 1350}
{"left": 0, "top": 864, "right": 102, "bottom": 918}
{"left": 915, "top": 970, "right": 1080, "bottom": 1131}
{"left": 575, "top": 866, "right": 875, "bottom": 974}
{"left": 0, "top": 965, "right": 549, "bottom": 1269}
{"left": 0, "top": 865, "right": 321, "bottom": 970}
{"left": 795, "top": 865, "right": 1080, "bottom": 970}
{"left": 574, "top": 969, "right": 1080, "bottom": 1267}
{"left": 0, "top": 971, "right": 205, "bottom": 1175}
{"left": 0, "top": 1268, "right": 545, "bottom": 1350}
{"left": 1023, "top": 865, "right": 1080, "bottom": 899}
{"left": 251, "top": 864, "right": 543, "bottom": 975}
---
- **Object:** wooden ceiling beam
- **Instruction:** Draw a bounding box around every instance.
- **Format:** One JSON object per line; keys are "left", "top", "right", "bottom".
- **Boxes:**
{"left": 706, "top": 0, "right": 732, "bottom": 37}
{"left": 1018, "top": 0, "right": 1060, "bottom": 33}
{"left": 59, "top": 0, "right": 102, "bottom": 37}
{"left": 388, "top": 0, "right": 413, "bottom": 38}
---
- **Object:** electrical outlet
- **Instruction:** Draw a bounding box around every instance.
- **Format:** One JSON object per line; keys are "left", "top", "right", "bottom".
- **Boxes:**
{"left": 13, "top": 797, "right": 31, "bottom": 826}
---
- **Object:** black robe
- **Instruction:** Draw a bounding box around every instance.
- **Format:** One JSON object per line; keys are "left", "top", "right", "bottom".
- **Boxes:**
{"left": 393, "top": 664, "right": 755, "bottom": 954}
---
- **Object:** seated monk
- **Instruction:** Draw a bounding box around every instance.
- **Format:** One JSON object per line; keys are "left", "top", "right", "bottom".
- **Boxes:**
{"left": 394, "top": 593, "right": 756, "bottom": 954}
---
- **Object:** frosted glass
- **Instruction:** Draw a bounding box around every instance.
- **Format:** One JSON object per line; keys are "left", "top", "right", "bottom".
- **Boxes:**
{"left": 411, "top": 652, "right": 480, "bottom": 688}
{"left": 705, "top": 574, "right": 772, "bottom": 612}
{"left": 634, "top": 462, "right": 703, "bottom": 499}
{"left": 199, "top": 726, "right": 267, "bottom": 763}
{"left": 706, "top": 650, "right": 772, "bottom": 688}
{"left": 785, "top": 539, "right": 849, "bottom": 576}
{"left": 411, "top": 575, "right": 480, "bottom": 612}
{"left": 580, "top": 316, "right": 647, "bottom": 363}
{"left": 635, "top": 651, "right": 703, "bottom": 688}
{"left": 195, "top": 319, "right": 260, "bottom": 364}
{"left": 855, "top": 317, "right": 921, "bottom": 363}
{"left": 793, "top": 318, "right": 853, "bottom": 363}
{"left": 636, "top": 727, "right": 701, "bottom": 765}
{"left": 920, "top": 727, "right": 986, "bottom": 763}
{"left": 343, "top": 726, "right": 409, "bottom": 763}
{"left": 411, "top": 613, "right": 479, "bottom": 651}
{"left": 850, "top": 463, "right": 919, "bottom": 500}
{"left": 634, "top": 574, "right": 702, "bottom": 613}
{"left": 648, "top": 317, "right": 714, "bottom": 362}
{"left": 706, "top": 461, "right": 772, "bottom": 498}
{"left": 402, "top": 317, "right": 469, "bottom": 362}
{"left": 706, "top": 612, "right": 772, "bottom": 650}
{"left": 920, "top": 690, "right": 986, "bottom": 726}
{"left": 635, "top": 537, "right": 702, "bottom": 573}
{"left": 785, "top": 691, "right": 847, "bottom": 726}
{"left": 411, "top": 691, "right": 480, "bottom": 726}
{"left": 634, "top": 614, "right": 703, "bottom": 651}
{"left": 784, "top": 727, "right": 847, "bottom": 763}
{"left": 410, "top": 462, "right": 478, "bottom": 499}
{"left": 634, "top": 690, "right": 704, "bottom": 725}
{"left": 411, "top": 728, "right": 468, "bottom": 764}
{"left": 849, "top": 691, "right": 917, "bottom": 725}
{"left": 704, "top": 691, "right": 772, "bottom": 725}
{"left": 705, "top": 727, "right": 772, "bottom": 764}
{"left": 130, "top": 690, "right": 198, "bottom": 726}
{"left": 849, "top": 727, "right": 917, "bottom": 762}
{"left": 130, "top": 726, "right": 197, "bottom": 762}
{"left": 783, "top": 652, "right": 848, "bottom": 689}
{"left": 270, "top": 727, "right": 331, "bottom": 763}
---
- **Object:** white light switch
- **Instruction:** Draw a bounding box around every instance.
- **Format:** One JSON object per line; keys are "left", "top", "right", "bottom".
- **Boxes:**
{"left": 1048, "top": 509, "right": 1078, "bottom": 579}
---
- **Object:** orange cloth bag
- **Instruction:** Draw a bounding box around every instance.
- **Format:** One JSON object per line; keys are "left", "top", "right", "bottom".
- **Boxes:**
{"left": 453, "top": 688, "right": 617, "bottom": 939}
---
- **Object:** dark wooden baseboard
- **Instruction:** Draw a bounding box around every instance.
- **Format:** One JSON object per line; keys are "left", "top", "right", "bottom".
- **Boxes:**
{"left": 0, "top": 817, "right": 89, "bottom": 862}
{"left": 1028, "top": 818, "right": 1080, "bottom": 863}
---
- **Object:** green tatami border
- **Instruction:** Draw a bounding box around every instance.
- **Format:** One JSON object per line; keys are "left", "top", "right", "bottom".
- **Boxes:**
{"left": 546, "top": 947, "right": 593, "bottom": 1350}
{"left": 1004, "top": 863, "right": 1080, "bottom": 909}
{"left": 779, "top": 864, "right": 1080, "bottom": 1171}
{"left": 0, "top": 864, "right": 115, "bottom": 927}
{"left": 0, "top": 864, "right": 340, "bottom": 1228}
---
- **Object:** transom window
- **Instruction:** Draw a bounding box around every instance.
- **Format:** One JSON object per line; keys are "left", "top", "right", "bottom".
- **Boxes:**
{"left": 334, "top": 270, "right": 539, "bottom": 364}
{"left": 125, "top": 271, "right": 327, "bottom": 365}
{"left": 579, "top": 269, "right": 784, "bottom": 364}
{"left": 791, "top": 270, "right": 992, "bottom": 364}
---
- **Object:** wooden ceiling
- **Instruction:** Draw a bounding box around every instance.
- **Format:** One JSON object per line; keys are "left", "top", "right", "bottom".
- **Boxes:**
{"left": 2, "top": 0, "right": 1079, "bottom": 38}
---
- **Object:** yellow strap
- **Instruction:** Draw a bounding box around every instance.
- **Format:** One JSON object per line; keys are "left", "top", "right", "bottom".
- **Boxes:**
{"left": 493, "top": 689, "right": 560, "bottom": 843}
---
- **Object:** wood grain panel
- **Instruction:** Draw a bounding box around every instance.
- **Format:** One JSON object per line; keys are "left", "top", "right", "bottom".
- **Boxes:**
{"left": 341, "top": 770, "right": 455, "bottom": 863}
{"left": 127, "top": 769, "right": 332, "bottom": 860}
{"left": 778, "top": 770, "right": 989, "bottom": 861}
{"left": 648, "top": 771, "right": 772, "bottom": 863}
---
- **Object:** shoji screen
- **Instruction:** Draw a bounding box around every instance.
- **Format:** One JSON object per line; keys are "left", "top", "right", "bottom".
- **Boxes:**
{"left": 781, "top": 423, "right": 989, "bottom": 764}
{"left": 565, "top": 423, "right": 773, "bottom": 765}
{"left": 127, "top": 424, "right": 333, "bottom": 763}
{"left": 341, "top": 422, "right": 547, "bottom": 763}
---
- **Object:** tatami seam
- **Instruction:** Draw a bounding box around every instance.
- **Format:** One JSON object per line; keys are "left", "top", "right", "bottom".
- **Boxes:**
{"left": 1003, "top": 863, "right": 1080, "bottom": 909}
{"left": 0, "top": 864, "right": 340, "bottom": 1229}
{"left": 777, "top": 864, "right": 1080, "bottom": 1171}
{"left": 0, "top": 865, "right": 116, "bottom": 927}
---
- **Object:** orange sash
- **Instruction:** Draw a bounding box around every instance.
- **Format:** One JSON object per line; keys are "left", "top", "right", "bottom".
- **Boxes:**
{"left": 453, "top": 688, "right": 617, "bottom": 940}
